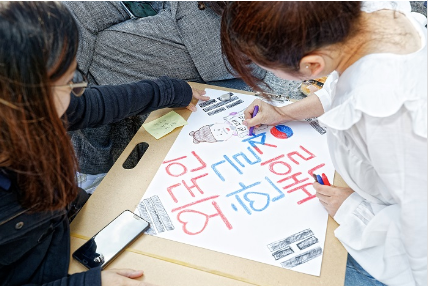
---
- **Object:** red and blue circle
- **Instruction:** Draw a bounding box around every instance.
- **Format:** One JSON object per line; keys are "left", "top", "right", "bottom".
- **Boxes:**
{"left": 270, "top": 125, "right": 293, "bottom": 139}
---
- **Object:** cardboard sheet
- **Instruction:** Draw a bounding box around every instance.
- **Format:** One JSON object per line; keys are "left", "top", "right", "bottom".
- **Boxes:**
{"left": 70, "top": 236, "right": 254, "bottom": 286}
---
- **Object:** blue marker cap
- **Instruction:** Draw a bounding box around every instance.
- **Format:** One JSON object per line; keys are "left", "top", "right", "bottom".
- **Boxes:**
{"left": 316, "top": 174, "right": 324, "bottom": 185}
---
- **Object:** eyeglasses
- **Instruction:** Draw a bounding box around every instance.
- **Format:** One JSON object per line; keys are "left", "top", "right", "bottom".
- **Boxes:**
{"left": 55, "top": 68, "right": 88, "bottom": 97}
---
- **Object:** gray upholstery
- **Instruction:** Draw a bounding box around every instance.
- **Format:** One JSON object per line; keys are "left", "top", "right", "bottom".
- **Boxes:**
{"left": 64, "top": 1, "right": 265, "bottom": 174}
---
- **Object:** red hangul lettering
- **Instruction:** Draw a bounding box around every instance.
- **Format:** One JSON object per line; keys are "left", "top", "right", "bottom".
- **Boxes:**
{"left": 163, "top": 156, "right": 187, "bottom": 177}
{"left": 307, "top": 163, "right": 326, "bottom": 176}
{"left": 182, "top": 173, "right": 208, "bottom": 196}
{"left": 163, "top": 151, "right": 207, "bottom": 177}
{"left": 172, "top": 196, "right": 233, "bottom": 235}
{"left": 261, "top": 154, "right": 292, "bottom": 175}
{"left": 277, "top": 172, "right": 309, "bottom": 189}
{"left": 167, "top": 183, "right": 183, "bottom": 203}
{"left": 276, "top": 172, "right": 315, "bottom": 204}
{"left": 287, "top": 146, "right": 315, "bottom": 165}
{"left": 167, "top": 174, "right": 209, "bottom": 203}
{"left": 190, "top": 151, "right": 207, "bottom": 172}
{"left": 286, "top": 183, "right": 316, "bottom": 205}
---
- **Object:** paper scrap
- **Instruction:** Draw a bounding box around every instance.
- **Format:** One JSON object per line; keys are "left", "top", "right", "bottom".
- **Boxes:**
{"left": 143, "top": 111, "right": 187, "bottom": 139}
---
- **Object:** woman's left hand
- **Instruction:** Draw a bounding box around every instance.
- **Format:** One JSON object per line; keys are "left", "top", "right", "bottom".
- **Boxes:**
{"left": 313, "top": 183, "right": 354, "bottom": 217}
{"left": 186, "top": 88, "right": 210, "bottom": 112}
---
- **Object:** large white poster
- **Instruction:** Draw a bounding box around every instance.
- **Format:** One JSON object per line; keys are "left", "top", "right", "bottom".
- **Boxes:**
{"left": 136, "top": 89, "right": 333, "bottom": 276}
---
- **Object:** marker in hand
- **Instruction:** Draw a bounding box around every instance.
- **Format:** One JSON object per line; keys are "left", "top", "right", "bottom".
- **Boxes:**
{"left": 316, "top": 174, "right": 324, "bottom": 184}
{"left": 321, "top": 173, "right": 331, "bottom": 186}
{"left": 248, "top": 105, "right": 259, "bottom": 136}
{"left": 312, "top": 173, "right": 331, "bottom": 186}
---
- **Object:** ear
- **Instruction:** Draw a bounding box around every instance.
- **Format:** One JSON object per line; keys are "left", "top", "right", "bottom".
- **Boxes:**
{"left": 299, "top": 55, "right": 325, "bottom": 78}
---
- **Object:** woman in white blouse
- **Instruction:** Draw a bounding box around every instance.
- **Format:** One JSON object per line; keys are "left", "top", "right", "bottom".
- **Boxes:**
{"left": 221, "top": 1, "right": 426, "bottom": 285}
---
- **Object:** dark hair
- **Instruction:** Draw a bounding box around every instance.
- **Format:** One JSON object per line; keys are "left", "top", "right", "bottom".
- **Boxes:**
{"left": 221, "top": 1, "right": 362, "bottom": 90}
{"left": 0, "top": 2, "right": 80, "bottom": 211}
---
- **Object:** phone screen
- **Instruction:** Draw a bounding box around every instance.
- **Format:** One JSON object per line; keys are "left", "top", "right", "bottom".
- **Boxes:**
{"left": 120, "top": 1, "right": 157, "bottom": 18}
{"left": 73, "top": 210, "right": 149, "bottom": 269}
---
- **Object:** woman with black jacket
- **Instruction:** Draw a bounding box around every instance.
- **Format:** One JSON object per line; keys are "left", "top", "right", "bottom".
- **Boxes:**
{"left": 0, "top": 2, "right": 207, "bottom": 285}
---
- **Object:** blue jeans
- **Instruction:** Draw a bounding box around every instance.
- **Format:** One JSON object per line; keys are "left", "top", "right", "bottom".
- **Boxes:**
{"left": 345, "top": 254, "right": 387, "bottom": 286}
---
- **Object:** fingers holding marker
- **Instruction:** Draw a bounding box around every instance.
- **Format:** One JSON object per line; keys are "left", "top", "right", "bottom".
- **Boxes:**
{"left": 314, "top": 187, "right": 331, "bottom": 206}
{"left": 244, "top": 99, "right": 262, "bottom": 121}
{"left": 248, "top": 104, "right": 260, "bottom": 136}
{"left": 312, "top": 173, "right": 331, "bottom": 186}
{"left": 244, "top": 100, "right": 265, "bottom": 128}
{"left": 321, "top": 173, "right": 331, "bottom": 186}
{"left": 313, "top": 183, "right": 332, "bottom": 197}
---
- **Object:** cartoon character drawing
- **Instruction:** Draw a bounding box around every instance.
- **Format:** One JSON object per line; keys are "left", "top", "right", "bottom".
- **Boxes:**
{"left": 189, "top": 110, "right": 248, "bottom": 144}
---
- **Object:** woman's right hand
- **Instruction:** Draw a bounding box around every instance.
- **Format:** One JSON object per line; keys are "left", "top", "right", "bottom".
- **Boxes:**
{"left": 243, "top": 93, "right": 325, "bottom": 129}
{"left": 243, "top": 99, "right": 288, "bottom": 127}
{"left": 101, "top": 268, "right": 157, "bottom": 286}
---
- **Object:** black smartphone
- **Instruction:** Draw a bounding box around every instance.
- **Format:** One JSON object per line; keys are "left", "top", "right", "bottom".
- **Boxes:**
{"left": 120, "top": 1, "right": 158, "bottom": 18}
{"left": 72, "top": 210, "right": 149, "bottom": 269}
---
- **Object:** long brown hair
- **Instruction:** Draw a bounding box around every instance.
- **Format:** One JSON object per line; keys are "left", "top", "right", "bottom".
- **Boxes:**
{"left": 221, "top": 1, "right": 362, "bottom": 90}
{"left": 0, "top": 2, "right": 80, "bottom": 211}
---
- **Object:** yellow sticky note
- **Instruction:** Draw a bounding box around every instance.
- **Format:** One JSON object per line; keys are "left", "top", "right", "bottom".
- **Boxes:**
{"left": 143, "top": 111, "right": 188, "bottom": 139}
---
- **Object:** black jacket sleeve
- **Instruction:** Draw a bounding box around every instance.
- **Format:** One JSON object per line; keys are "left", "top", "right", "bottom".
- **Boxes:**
{"left": 27, "top": 267, "right": 102, "bottom": 286}
{"left": 65, "top": 76, "right": 192, "bottom": 131}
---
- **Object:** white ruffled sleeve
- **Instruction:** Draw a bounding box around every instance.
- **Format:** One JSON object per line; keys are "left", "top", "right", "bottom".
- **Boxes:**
{"left": 333, "top": 112, "right": 427, "bottom": 286}
{"left": 314, "top": 71, "right": 339, "bottom": 112}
